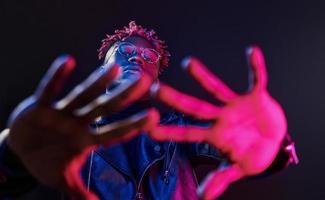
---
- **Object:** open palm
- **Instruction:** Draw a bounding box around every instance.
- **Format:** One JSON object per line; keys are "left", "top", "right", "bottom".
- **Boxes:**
{"left": 7, "top": 56, "right": 158, "bottom": 200}
{"left": 148, "top": 47, "right": 287, "bottom": 199}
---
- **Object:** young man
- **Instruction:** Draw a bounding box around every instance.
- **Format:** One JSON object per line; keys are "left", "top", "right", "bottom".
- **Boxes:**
{"left": 0, "top": 21, "right": 298, "bottom": 200}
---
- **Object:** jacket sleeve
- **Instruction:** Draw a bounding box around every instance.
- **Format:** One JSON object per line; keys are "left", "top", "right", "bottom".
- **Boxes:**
{"left": 0, "top": 129, "right": 38, "bottom": 198}
{"left": 253, "top": 133, "right": 299, "bottom": 178}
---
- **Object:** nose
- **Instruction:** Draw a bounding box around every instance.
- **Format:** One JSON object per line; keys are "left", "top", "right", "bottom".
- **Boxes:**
{"left": 128, "top": 56, "right": 144, "bottom": 66}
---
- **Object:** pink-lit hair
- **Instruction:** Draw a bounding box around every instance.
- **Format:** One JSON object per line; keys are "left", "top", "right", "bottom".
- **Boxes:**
{"left": 98, "top": 21, "right": 170, "bottom": 72}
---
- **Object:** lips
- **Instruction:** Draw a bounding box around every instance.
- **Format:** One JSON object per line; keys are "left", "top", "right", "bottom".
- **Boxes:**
{"left": 122, "top": 65, "right": 143, "bottom": 76}
{"left": 123, "top": 65, "right": 143, "bottom": 71}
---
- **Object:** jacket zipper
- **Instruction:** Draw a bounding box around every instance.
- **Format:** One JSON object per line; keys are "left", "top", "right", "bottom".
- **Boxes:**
{"left": 135, "top": 153, "right": 166, "bottom": 199}
{"left": 87, "top": 151, "right": 95, "bottom": 191}
{"left": 163, "top": 142, "right": 177, "bottom": 184}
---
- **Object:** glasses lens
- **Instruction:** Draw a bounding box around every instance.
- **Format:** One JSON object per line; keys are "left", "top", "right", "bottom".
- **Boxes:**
{"left": 118, "top": 43, "right": 135, "bottom": 56}
{"left": 142, "top": 49, "right": 159, "bottom": 63}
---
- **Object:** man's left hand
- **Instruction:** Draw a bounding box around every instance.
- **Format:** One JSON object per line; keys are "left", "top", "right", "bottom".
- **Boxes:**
{"left": 148, "top": 47, "right": 287, "bottom": 200}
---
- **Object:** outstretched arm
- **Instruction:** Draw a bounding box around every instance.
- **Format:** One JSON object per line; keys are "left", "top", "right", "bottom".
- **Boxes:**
{"left": 148, "top": 47, "right": 298, "bottom": 199}
{"left": 0, "top": 56, "right": 159, "bottom": 200}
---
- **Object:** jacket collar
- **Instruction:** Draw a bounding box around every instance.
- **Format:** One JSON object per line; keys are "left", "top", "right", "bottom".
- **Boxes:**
{"left": 94, "top": 111, "right": 181, "bottom": 182}
{"left": 96, "top": 134, "right": 166, "bottom": 182}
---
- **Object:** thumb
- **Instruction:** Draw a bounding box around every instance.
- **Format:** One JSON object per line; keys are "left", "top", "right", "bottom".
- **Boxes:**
{"left": 197, "top": 164, "right": 243, "bottom": 200}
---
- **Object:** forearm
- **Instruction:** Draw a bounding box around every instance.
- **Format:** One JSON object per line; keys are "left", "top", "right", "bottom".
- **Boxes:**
{"left": 0, "top": 129, "right": 38, "bottom": 198}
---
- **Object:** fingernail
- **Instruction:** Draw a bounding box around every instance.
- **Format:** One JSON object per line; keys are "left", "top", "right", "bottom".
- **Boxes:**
{"left": 181, "top": 56, "right": 192, "bottom": 70}
{"left": 65, "top": 56, "right": 76, "bottom": 69}
{"left": 150, "top": 82, "right": 160, "bottom": 97}
{"left": 53, "top": 55, "right": 75, "bottom": 74}
{"left": 57, "top": 54, "right": 75, "bottom": 68}
{"left": 57, "top": 54, "right": 70, "bottom": 61}
{"left": 246, "top": 46, "right": 254, "bottom": 57}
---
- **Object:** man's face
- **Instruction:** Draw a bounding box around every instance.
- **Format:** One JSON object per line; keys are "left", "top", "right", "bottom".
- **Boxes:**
{"left": 104, "top": 36, "right": 160, "bottom": 90}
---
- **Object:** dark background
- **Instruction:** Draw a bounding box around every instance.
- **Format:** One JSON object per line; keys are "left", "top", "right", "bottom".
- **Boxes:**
{"left": 1, "top": 0, "right": 324, "bottom": 199}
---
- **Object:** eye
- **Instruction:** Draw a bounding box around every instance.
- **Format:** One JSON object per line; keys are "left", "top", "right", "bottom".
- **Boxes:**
{"left": 118, "top": 43, "right": 135, "bottom": 56}
{"left": 142, "top": 49, "right": 159, "bottom": 63}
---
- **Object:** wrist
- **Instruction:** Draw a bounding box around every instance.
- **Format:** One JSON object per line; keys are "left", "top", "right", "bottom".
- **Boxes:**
{"left": 0, "top": 129, "right": 38, "bottom": 197}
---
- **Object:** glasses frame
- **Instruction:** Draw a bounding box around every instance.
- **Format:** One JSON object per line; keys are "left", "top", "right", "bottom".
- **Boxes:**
{"left": 115, "top": 42, "right": 161, "bottom": 64}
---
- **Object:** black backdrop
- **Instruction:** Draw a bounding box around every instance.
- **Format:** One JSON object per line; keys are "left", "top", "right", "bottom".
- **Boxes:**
{"left": 1, "top": 0, "right": 324, "bottom": 199}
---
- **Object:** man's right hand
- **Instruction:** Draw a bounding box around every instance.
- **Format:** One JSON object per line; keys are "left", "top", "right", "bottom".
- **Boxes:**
{"left": 5, "top": 56, "right": 159, "bottom": 200}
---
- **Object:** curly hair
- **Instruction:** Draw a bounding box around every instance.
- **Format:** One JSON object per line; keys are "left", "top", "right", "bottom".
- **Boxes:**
{"left": 98, "top": 21, "right": 170, "bottom": 72}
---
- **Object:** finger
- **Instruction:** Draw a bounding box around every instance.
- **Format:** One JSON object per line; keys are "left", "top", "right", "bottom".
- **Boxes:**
{"left": 91, "top": 108, "right": 160, "bottom": 146}
{"left": 7, "top": 96, "right": 37, "bottom": 126}
{"left": 147, "top": 125, "right": 208, "bottom": 143}
{"left": 197, "top": 164, "right": 243, "bottom": 200}
{"left": 64, "top": 149, "right": 99, "bottom": 200}
{"left": 56, "top": 64, "right": 120, "bottom": 112}
{"left": 182, "top": 57, "right": 238, "bottom": 102}
{"left": 246, "top": 46, "right": 268, "bottom": 92}
{"left": 35, "top": 55, "right": 76, "bottom": 105}
{"left": 151, "top": 83, "right": 221, "bottom": 120}
{"left": 75, "top": 74, "right": 152, "bottom": 121}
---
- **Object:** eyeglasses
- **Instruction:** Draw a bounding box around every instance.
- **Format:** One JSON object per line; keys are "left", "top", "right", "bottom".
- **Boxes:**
{"left": 116, "top": 42, "right": 161, "bottom": 64}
